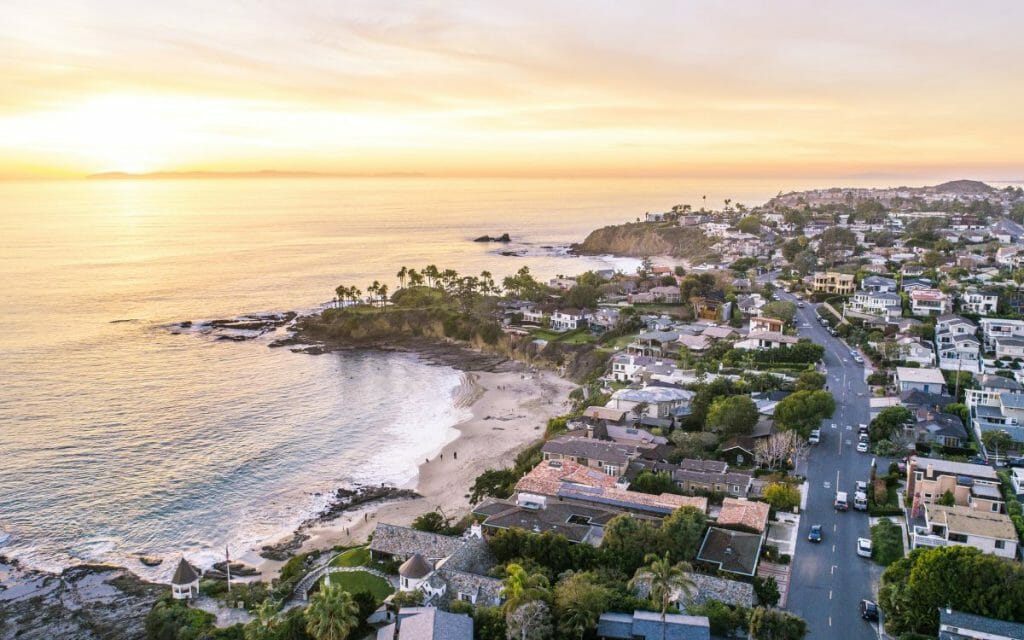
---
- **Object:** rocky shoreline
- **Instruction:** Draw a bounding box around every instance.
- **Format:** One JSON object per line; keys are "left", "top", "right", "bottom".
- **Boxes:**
{"left": 0, "top": 555, "right": 164, "bottom": 640}
{"left": 258, "top": 485, "right": 421, "bottom": 561}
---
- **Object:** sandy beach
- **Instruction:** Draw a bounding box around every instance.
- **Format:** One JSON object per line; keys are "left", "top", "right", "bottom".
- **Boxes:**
{"left": 251, "top": 364, "right": 574, "bottom": 577}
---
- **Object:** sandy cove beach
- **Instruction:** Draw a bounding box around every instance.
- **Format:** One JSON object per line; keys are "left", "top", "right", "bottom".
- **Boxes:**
{"left": 253, "top": 365, "right": 574, "bottom": 577}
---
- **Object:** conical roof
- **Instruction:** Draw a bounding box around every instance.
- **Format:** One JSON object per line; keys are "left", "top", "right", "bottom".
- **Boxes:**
{"left": 398, "top": 553, "right": 432, "bottom": 579}
{"left": 171, "top": 558, "right": 199, "bottom": 585}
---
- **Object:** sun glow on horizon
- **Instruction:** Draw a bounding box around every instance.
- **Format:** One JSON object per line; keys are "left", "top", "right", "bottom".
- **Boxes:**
{"left": 1, "top": 1, "right": 1023, "bottom": 179}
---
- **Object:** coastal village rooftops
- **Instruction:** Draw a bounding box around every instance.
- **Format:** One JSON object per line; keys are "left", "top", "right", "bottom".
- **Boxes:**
{"left": 899, "top": 389, "right": 954, "bottom": 409}
{"left": 172, "top": 558, "right": 199, "bottom": 585}
{"left": 716, "top": 498, "right": 770, "bottom": 533}
{"left": 696, "top": 527, "right": 763, "bottom": 576}
{"left": 678, "top": 458, "right": 729, "bottom": 474}
{"left": 582, "top": 406, "right": 629, "bottom": 422}
{"left": 398, "top": 553, "right": 433, "bottom": 579}
{"left": 701, "top": 326, "right": 738, "bottom": 340}
{"left": 744, "top": 331, "right": 798, "bottom": 344}
{"left": 939, "top": 609, "right": 1024, "bottom": 640}
{"left": 597, "top": 610, "right": 711, "bottom": 640}
{"left": 927, "top": 504, "right": 1017, "bottom": 541}
{"left": 541, "top": 436, "right": 635, "bottom": 466}
{"left": 911, "top": 457, "right": 999, "bottom": 481}
{"left": 1000, "top": 392, "right": 1024, "bottom": 410}
{"left": 473, "top": 498, "right": 627, "bottom": 544}
{"left": 685, "top": 572, "right": 755, "bottom": 608}
{"left": 379, "top": 607, "right": 473, "bottom": 640}
{"left": 557, "top": 484, "right": 708, "bottom": 516}
{"left": 896, "top": 367, "right": 947, "bottom": 385}
{"left": 516, "top": 459, "right": 621, "bottom": 495}
{"left": 605, "top": 425, "right": 668, "bottom": 446}
{"left": 610, "top": 386, "right": 695, "bottom": 404}
{"left": 369, "top": 523, "right": 464, "bottom": 562}
{"left": 638, "top": 330, "right": 681, "bottom": 343}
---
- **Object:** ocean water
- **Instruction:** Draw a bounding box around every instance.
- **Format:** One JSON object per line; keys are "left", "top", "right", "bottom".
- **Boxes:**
{"left": 0, "top": 175, "right": 869, "bottom": 579}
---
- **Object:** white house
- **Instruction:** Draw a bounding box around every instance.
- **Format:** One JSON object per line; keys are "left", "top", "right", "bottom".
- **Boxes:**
{"left": 898, "top": 337, "right": 936, "bottom": 367}
{"left": 609, "top": 354, "right": 655, "bottom": 383}
{"left": 937, "top": 334, "right": 982, "bottom": 372}
{"left": 895, "top": 367, "right": 947, "bottom": 394}
{"left": 848, "top": 290, "right": 902, "bottom": 319}
{"left": 960, "top": 288, "right": 999, "bottom": 315}
{"left": 608, "top": 385, "right": 695, "bottom": 419}
{"left": 911, "top": 504, "right": 1018, "bottom": 560}
{"left": 910, "top": 289, "right": 949, "bottom": 316}
{"left": 550, "top": 308, "right": 590, "bottom": 332}
{"left": 521, "top": 305, "right": 546, "bottom": 325}
{"left": 980, "top": 317, "right": 1024, "bottom": 351}
{"left": 733, "top": 331, "right": 798, "bottom": 350}
{"left": 861, "top": 275, "right": 898, "bottom": 293}
{"left": 996, "top": 337, "right": 1024, "bottom": 360}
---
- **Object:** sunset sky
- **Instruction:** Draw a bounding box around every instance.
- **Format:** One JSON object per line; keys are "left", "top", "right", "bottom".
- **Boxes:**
{"left": 2, "top": 1, "right": 1023, "bottom": 179}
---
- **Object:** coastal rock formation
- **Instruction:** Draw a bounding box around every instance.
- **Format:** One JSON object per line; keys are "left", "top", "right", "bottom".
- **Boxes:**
{"left": 571, "top": 221, "right": 713, "bottom": 259}
{"left": 0, "top": 557, "right": 163, "bottom": 640}
{"left": 473, "top": 233, "right": 511, "bottom": 242}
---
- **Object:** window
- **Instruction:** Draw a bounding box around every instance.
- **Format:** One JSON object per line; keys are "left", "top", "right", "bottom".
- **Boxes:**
{"left": 949, "top": 533, "right": 968, "bottom": 543}
{"left": 924, "top": 493, "right": 933, "bottom": 500}
{"left": 995, "top": 540, "right": 1006, "bottom": 550}
{"left": 992, "top": 503, "right": 1000, "bottom": 512}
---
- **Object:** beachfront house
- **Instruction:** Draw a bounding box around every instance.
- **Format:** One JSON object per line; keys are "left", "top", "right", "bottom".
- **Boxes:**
{"left": 376, "top": 607, "right": 473, "bottom": 640}
{"left": 550, "top": 308, "right": 590, "bottom": 332}
{"left": 608, "top": 385, "right": 695, "bottom": 420}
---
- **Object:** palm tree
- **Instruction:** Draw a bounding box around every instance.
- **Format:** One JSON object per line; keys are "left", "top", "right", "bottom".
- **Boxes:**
{"left": 423, "top": 265, "right": 439, "bottom": 288}
{"left": 408, "top": 269, "right": 424, "bottom": 287}
{"left": 367, "top": 281, "right": 381, "bottom": 307}
{"left": 378, "top": 283, "right": 389, "bottom": 309}
{"left": 396, "top": 266, "right": 407, "bottom": 289}
{"left": 501, "top": 563, "right": 550, "bottom": 614}
{"left": 627, "top": 552, "right": 695, "bottom": 640}
{"left": 304, "top": 582, "right": 359, "bottom": 640}
{"left": 245, "top": 600, "right": 279, "bottom": 640}
{"left": 334, "top": 285, "right": 347, "bottom": 308}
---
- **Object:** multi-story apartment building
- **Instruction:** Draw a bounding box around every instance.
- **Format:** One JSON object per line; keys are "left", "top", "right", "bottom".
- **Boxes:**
{"left": 812, "top": 271, "right": 855, "bottom": 296}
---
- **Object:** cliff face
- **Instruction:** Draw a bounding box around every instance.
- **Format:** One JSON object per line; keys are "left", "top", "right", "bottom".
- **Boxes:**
{"left": 571, "top": 222, "right": 713, "bottom": 258}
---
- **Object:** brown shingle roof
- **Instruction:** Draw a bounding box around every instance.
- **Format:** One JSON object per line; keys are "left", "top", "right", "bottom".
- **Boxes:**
{"left": 399, "top": 553, "right": 434, "bottom": 579}
{"left": 171, "top": 558, "right": 199, "bottom": 585}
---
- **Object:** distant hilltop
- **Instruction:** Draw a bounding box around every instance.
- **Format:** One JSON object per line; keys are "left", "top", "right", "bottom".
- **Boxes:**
{"left": 86, "top": 170, "right": 426, "bottom": 180}
{"left": 764, "top": 179, "right": 1002, "bottom": 208}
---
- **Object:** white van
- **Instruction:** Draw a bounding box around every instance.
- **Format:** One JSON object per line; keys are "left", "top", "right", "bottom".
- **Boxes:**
{"left": 809, "top": 429, "right": 821, "bottom": 445}
{"left": 854, "top": 491, "right": 868, "bottom": 511}
{"left": 834, "top": 491, "right": 849, "bottom": 511}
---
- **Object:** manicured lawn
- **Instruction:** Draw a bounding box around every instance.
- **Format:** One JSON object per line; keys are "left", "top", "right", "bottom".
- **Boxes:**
{"left": 330, "top": 546, "right": 370, "bottom": 567}
{"left": 319, "top": 570, "right": 393, "bottom": 602}
{"left": 560, "top": 331, "right": 597, "bottom": 344}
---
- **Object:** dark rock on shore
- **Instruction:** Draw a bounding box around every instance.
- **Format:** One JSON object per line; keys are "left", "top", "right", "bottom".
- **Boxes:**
{"left": 259, "top": 485, "right": 421, "bottom": 561}
{"left": 473, "top": 233, "right": 511, "bottom": 242}
{"left": 138, "top": 555, "right": 163, "bottom": 567}
{"left": 206, "top": 561, "right": 260, "bottom": 580}
{"left": 0, "top": 556, "right": 164, "bottom": 640}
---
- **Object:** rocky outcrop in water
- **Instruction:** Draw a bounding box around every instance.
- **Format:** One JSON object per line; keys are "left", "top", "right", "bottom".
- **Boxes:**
{"left": 571, "top": 222, "right": 712, "bottom": 258}
{"left": 0, "top": 556, "right": 164, "bottom": 640}
{"left": 473, "top": 233, "right": 511, "bottom": 242}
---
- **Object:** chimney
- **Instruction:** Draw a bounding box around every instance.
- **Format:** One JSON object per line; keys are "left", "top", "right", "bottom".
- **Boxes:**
{"left": 468, "top": 523, "right": 483, "bottom": 539}
{"left": 926, "top": 464, "right": 934, "bottom": 479}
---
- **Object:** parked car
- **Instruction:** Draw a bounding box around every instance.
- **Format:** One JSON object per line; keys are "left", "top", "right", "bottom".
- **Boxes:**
{"left": 858, "top": 424, "right": 869, "bottom": 436}
{"left": 860, "top": 599, "right": 879, "bottom": 621}
{"left": 808, "top": 524, "right": 823, "bottom": 543}
{"left": 856, "top": 440, "right": 869, "bottom": 453}
{"left": 856, "top": 480, "right": 868, "bottom": 492}
{"left": 857, "top": 537, "right": 873, "bottom": 558}
{"left": 809, "top": 429, "right": 821, "bottom": 445}
{"left": 798, "top": 302, "right": 805, "bottom": 308}
{"left": 854, "top": 491, "right": 868, "bottom": 511}
{"left": 835, "top": 491, "right": 849, "bottom": 511}
{"left": 1007, "top": 456, "right": 1024, "bottom": 468}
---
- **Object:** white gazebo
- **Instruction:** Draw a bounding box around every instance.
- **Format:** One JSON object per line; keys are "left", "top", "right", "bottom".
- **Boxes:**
{"left": 171, "top": 558, "right": 200, "bottom": 600}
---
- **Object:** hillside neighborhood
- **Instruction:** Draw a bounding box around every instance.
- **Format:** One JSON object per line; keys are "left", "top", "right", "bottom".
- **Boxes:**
{"left": 148, "top": 181, "right": 1024, "bottom": 640}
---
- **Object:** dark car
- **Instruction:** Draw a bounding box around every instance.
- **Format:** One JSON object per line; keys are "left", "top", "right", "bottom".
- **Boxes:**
{"left": 860, "top": 599, "right": 879, "bottom": 621}
{"left": 808, "top": 524, "right": 823, "bottom": 543}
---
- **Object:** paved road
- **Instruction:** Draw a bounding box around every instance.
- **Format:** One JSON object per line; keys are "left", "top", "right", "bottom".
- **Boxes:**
{"left": 777, "top": 292, "right": 885, "bottom": 639}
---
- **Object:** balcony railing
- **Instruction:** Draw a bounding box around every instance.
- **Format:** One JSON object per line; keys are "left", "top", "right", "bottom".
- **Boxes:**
{"left": 912, "top": 527, "right": 947, "bottom": 548}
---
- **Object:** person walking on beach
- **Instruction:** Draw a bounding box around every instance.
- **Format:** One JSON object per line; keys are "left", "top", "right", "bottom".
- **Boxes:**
{"left": 454, "top": 451, "right": 458, "bottom": 460}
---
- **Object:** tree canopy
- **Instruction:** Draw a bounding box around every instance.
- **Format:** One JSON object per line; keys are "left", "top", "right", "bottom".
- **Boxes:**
{"left": 773, "top": 390, "right": 836, "bottom": 438}
{"left": 794, "top": 370, "right": 826, "bottom": 392}
{"left": 705, "top": 395, "right": 759, "bottom": 438}
{"left": 878, "top": 546, "right": 1024, "bottom": 637}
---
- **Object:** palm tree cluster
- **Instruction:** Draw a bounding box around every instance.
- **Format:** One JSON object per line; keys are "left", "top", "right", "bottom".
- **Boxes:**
{"left": 333, "top": 264, "right": 502, "bottom": 310}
